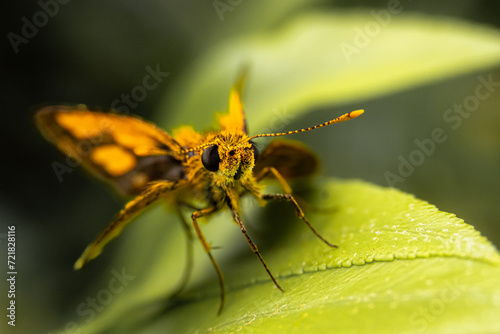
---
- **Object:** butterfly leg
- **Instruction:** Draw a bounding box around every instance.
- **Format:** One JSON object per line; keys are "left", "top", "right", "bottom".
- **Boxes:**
{"left": 74, "top": 180, "right": 178, "bottom": 270}
{"left": 255, "top": 167, "right": 338, "bottom": 215}
{"left": 166, "top": 205, "right": 195, "bottom": 298}
{"left": 262, "top": 193, "right": 337, "bottom": 248}
{"left": 255, "top": 167, "right": 336, "bottom": 248}
{"left": 227, "top": 203, "right": 285, "bottom": 294}
{"left": 254, "top": 166, "right": 292, "bottom": 194}
{"left": 191, "top": 206, "right": 226, "bottom": 315}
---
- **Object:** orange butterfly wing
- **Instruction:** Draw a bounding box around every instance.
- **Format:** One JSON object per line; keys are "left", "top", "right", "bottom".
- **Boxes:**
{"left": 35, "top": 105, "right": 185, "bottom": 195}
{"left": 218, "top": 68, "right": 248, "bottom": 134}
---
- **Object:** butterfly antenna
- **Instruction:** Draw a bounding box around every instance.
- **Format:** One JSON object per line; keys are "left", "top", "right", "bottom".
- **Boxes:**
{"left": 249, "top": 109, "right": 364, "bottom": 139}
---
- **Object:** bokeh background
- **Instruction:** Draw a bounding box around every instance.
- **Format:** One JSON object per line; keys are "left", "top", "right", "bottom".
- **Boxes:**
{"left": 1, "top": 1, "right": 500, "bottom": 333}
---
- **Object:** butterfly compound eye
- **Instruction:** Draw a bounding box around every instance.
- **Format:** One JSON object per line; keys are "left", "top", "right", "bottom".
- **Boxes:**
{"left": 202, "top": 145, "right": 220, "bottom": 172}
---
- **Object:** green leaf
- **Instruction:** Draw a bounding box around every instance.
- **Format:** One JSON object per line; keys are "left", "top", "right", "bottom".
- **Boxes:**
{"left": 71, "top": 179, "right": 500, "bottom": 334}
{"left": 157, "top": 11, "right": 500, "bottom": 132}
{"left": 136, "top": 179, "right": 500, "bottom": 333}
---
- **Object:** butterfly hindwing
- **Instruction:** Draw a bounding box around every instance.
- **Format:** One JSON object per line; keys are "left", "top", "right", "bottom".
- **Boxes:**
{"left": 253, "top": 139, "right": 318, "bottom": 179}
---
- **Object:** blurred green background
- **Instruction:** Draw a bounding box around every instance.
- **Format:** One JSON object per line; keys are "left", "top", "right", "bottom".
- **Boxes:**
{"left": 1, "top": 1, "right": 500, "bottom": 333}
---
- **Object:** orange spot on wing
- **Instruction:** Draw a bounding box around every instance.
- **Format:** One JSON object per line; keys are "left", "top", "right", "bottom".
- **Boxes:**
{"left": 112, "top": 131, "right": 158, "bottom": 149}
{"left": 90, "top": 145, "right": 137, "bottom": 176}
{"left": 55, "top": 112, "right": 109, "bottom": 139}
{"left": 54, "top": 111, "right": 177, "bottom": 151}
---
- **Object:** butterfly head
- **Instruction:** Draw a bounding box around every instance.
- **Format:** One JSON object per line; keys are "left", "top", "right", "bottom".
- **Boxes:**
{"left": 200, "top": 132, "right": 259, "bottom": 183}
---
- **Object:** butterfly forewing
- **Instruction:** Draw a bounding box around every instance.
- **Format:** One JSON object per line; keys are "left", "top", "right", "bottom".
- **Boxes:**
{"left": 35, "top": 105, "right": 185, "bottom": 195}
{"left": 217, "top": 67, "right": 248, "bottom": 134}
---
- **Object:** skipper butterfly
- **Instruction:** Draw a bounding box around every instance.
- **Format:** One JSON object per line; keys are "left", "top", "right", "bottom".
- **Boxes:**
{"left": 36, "top": 70, "right": 364, "bottom": 314}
